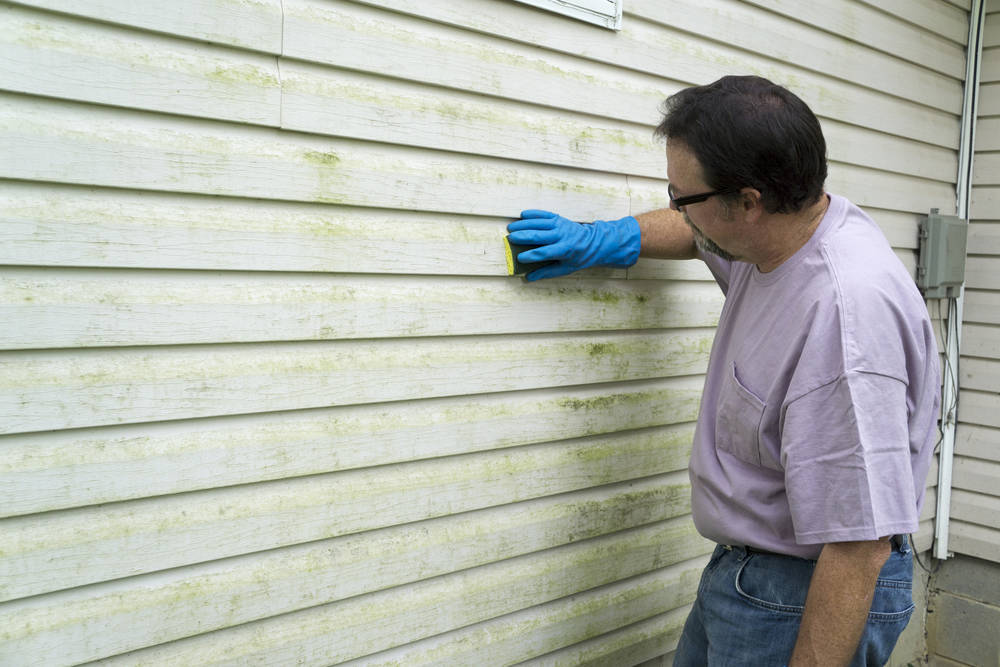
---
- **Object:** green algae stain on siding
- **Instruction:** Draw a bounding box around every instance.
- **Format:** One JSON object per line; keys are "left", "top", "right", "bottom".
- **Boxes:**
{"left": 302, "top": 150, "right": 341, "bottom": 167}
{"left": 301, "top": 150, "right": 351, "bottom": 205}
{"left": 206, "top": 63, "right": 279, "bottom": 88}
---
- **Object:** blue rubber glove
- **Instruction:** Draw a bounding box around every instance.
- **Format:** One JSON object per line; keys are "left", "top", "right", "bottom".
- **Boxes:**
{"left": 506, "top": 210, "right": 641, "bottom": 281}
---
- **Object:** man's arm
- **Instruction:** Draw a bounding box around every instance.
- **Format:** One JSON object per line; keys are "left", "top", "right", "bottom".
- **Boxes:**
{"left": 790, "top": 538, "right": 892, "bottom": 666}
{"left": 635, "top": 208, "right": 698, "bottom": 259}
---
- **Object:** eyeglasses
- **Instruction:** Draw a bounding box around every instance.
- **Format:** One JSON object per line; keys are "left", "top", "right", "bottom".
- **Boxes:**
{"left": 668, "top": 184, "right": 739, "bottom": 211}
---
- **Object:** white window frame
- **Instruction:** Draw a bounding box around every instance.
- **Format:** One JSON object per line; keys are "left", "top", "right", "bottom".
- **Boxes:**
{"left": 511, "top": 0, "right": 623, "bottom": 30}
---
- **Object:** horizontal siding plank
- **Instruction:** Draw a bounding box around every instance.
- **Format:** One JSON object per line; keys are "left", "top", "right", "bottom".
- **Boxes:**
{"left": 1, "top": 425, "right": 696, "bottom": 601}
{"left": 626, "top": 174, "right": 671, "bottom": 222}
{"left": 980, "top": 82, "right": 1000, "bottom": 115}
{"left": 280, "top": 61, "right": 667, "bottom": 179}
{"left": 740, "top": 0, "right": 967, "bottom": 77}
{"left": 984, "top": 45, "right": 1000, "bottom": 82}
{"left": 855, "top": 0, "right": 970, "bottom": 45}
{"left": 819, "top": 121, "right": 957, "bottom": 184}
{"left": 989, "top": 10, "right": 1000, "bottom": 48}
{"left": 950, "top": 488, "right": 1000, "bottom": 529}
{"left": 961, "top": 323, "right": 1000, "bottom": 359}
{"left": 0, "top": 476, "right": 695, "bottom": 664}
{"left": 965, "top": 255, "right": 1000, "bottom": 289}
{"left": 960, "top": 356, "right": 1000, "bottom": 391}
{"left": 948, "top": 520, "right": 1000, "bottom": 563}
{"left": 284, "top": 0, "right": 671, "bottom": 128}
{"left": 357, "top": 0, "right": 964, "bottom": 118}
{"left": 952, "top": 455, "right": 1000, "bottom": 496}
{"left": 972, "top": 186, "right": 1000, "bottom": 220}
{"left": 824, "top": 163, "right": 958, "bottom": 216}
{"left": 520, "top": 607, "right": 688, "bottom": 667}
{"left": 0, "top": 93, "right": 958, "bottom": 227}
{"left": 87, "top": 519, "right": 712, "bottom": 666}
{"left": 974, "top": 151, "right": 1000, "bottom": 184}
{"left": 0, "top": 183, "right": 512, "bottom": 275}
{"left": 359, "top": 0, "right": 965, "bottom": 116}
{"left": 282, "top": 56, "right": 958, "bottom": 183}
{"left": 968, "top": 222, "right": 1000, "bottom": 255}
{"left": 0, "top": 329, "right": 713, "bottom": 435}
{"left": 959, "top": 389, "right": 1000, "bottom": 428}
{"left": 6, "top": 0, "right": 283, "bottom": 53}
{"left": 956, "top": 422, "right": 1000, "bottom": 460}
{"left": 286, "top": 0, "right": 961, "bottom": 148}
{"left": 340, "top": 559, "right": 703, "bottom": 667}
{"left": 0, "top": 6, "right": 281, "bottom": 125}
{"left": 0, "top": 269, "right": 726, "bottom": 349}
{"left": 1, "top": 377, "right": 703, "bottom": 517}
{"left": 0, "top": 94, "right": 629, "bottom": 220}
{"left": 977, "top": 117, "right": 1000, "bottom": 151}
{"left": 861, "top": 208, "right": 923, "bottom": 250}
{"left": 628, "top": 0, "right": 963, "bottom": 111}
{"left": 626, "top": 259, "right": 716, "bottom": 282}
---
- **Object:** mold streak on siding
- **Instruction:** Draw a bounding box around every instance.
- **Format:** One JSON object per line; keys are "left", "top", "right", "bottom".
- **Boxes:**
{"left": 0, "top": 0, "right": 968, "bottom": 662}
{"left": 953, "top": 0, "right": 1000, "bottom": 565}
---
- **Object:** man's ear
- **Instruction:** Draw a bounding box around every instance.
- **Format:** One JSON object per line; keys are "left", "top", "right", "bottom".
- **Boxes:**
{"left": 740, "top": 188, "right": 764, "bottom": 223}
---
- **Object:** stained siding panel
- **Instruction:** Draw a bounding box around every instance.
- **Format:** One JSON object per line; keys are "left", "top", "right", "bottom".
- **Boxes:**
{"left": 2, "top": 427, "right": 697, "bottom": 601}
{"left": 0, "top": 5, "right": 282, "bottom": 125}
{"left": 0, "top": 331, "right": 713, "bottom": 435}
{"left": 335, "top": 563, "right": 702, "bottom": 667}
{"left": 83, "top": 521, "right": 709, "bottom": 666}
{"left": 0, "top": 269, "right": 724, "bottom": 349}
{"left": 0, "top": 0, "right": 967, "bottom": 662}
{"left": 0, "top": 378, "right": 703, "bottom": 517}
{"left": 6, "top": 0, "right": 284, "bottom": 52}
{"left": 0, "top": 478, "right": 699, "bottom": 664}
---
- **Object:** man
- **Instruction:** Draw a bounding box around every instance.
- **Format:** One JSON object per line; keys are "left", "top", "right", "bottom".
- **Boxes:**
{"left": 507, "top": 76, "right": 940, "bottom": 666}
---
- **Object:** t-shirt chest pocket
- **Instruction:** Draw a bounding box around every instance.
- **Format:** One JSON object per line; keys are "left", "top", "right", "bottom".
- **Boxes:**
{"left": 716, "top": 362, "right": 768, "bottom": 467}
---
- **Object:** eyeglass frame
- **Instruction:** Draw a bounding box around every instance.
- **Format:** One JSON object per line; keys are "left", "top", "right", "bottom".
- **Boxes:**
{"left": 668, "top": 184, "right": 741, "bottom": 211}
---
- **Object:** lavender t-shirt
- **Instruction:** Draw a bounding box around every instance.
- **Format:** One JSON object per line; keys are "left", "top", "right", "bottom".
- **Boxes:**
{"left": 690, "top": 193, "right": 940, "bottom": 559}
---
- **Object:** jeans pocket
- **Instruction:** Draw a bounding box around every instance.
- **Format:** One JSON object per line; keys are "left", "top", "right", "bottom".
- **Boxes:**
{"left": 734, "top": 554, "right": 812, "bottom": 615}
{"left": 698, "top": 545, "right": 730, "bottom": 597}
{"left": 854, "top": 578, "right": 914, "bottom": 666}
{"left": 867, "top": 577, "right": 914, "bottom": 622}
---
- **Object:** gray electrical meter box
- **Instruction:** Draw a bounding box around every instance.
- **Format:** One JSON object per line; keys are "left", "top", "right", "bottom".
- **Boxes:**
{"left": 917, "top": 209, "right": 967, "bottom": 299}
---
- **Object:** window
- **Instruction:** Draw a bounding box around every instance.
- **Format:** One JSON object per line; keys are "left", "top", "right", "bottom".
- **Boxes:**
{"left": 511, "top": 0, "right": 623, "bottom": 30}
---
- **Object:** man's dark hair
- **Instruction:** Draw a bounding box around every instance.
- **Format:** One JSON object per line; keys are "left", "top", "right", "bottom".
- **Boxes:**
{"left": 655, "top": 75, "right": 827, "bottom": 214}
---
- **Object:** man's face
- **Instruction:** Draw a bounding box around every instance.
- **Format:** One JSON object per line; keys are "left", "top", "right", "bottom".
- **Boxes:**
{"left": 666, "top": 141, "right": 742, "bottom": 262}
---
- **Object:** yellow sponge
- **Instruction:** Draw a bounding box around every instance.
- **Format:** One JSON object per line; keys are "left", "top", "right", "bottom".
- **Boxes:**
{"left": 504, "top": 235, "right": 556, "bottom": 276}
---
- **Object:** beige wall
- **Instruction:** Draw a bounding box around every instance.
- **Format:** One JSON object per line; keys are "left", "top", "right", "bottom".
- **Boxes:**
{"left": 0, "top": 0, "right": 971, "bottom": 663}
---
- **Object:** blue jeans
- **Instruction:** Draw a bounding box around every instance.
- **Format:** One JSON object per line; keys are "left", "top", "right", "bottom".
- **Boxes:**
{"left": 674, "top": 539, "right": 914, "bottom": 666}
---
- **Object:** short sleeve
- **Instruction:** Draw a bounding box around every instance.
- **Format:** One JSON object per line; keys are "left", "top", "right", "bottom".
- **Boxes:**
{"left": 781, "top": 370, "right": 918, "bottom": 545}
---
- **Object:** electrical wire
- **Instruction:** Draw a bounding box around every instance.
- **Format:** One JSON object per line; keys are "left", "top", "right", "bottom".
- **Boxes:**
{"left": 926, "top": 296, "right": 960, "bottom": 569}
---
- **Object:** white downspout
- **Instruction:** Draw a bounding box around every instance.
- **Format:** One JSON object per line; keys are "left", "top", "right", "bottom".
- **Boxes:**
{"left": 933, "top": 0, "right": 986, "bottom": 561}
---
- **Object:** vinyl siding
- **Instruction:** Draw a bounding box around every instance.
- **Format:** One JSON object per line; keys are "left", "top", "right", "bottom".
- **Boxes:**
{"left": 0, "top": 0, "right": 966, "bottom": 663}
{"left": 952, "top": 0, "right": 1000, "bottom": 564}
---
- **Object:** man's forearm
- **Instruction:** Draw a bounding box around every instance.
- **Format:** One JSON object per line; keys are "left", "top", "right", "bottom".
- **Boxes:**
{"left": 635, "top": 208, "right": 698, "bottom": 260}
{"left": 790, "top": 539, "right": 891, "bottom": 666}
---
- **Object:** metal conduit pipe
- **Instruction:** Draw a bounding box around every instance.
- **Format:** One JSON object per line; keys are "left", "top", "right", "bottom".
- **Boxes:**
{"left": 933, "top": 0, "right": 986, "bottom": 562}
